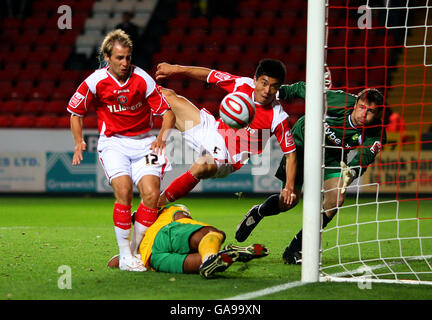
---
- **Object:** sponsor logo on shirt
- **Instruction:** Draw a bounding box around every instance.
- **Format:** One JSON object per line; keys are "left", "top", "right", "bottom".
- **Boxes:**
{"left": 324, "top": 122, "right": 342, "bottom": 145}
{"left": 213, "top": 72, "right": 231, "bottom": 81}
{"left": 285, "top": 130, "right": 295, "bottom": 148}
{"left": 69, "top": 92, "right": 84, "bottom": 108}
{"left": 106, "top": 101, "right": 143, "bottom": 113}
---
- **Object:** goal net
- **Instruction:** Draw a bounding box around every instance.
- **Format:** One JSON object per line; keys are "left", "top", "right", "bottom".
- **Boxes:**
{"left": 319, "top": 0, "right": 432, "bottom": 285}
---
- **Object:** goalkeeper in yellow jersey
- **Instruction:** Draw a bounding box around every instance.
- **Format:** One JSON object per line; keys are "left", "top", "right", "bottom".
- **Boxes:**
{"left": 107, "top": 204, "right": 268, "bottom": 278}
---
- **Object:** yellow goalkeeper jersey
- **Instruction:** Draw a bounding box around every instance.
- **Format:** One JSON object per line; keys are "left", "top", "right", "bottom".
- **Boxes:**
{"left": 138, "top": 204, "right": 208, "bottom": 268}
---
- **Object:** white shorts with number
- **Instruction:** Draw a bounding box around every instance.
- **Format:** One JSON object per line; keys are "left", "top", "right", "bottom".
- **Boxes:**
{"left": 183, "top": 109, "right": 234, "bottom": 178}
{"left": 97, "top": 134, "right": 172, "bottom": 185}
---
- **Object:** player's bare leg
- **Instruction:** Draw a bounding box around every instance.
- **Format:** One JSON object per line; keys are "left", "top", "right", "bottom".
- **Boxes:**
{"left": 111, "top": 175, "right": 145, "bottom": 271}
{"left": 130, "top": 175, "right": 161, "bottom": 256}
{"left": 158, "top": 154, "right": 218, "bottom": 207}
{"left": 160, "top": 88, "right": 201, "bottom": 132}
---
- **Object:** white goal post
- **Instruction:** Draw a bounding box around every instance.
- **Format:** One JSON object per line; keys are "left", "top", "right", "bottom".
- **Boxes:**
{"left": 301, "top": 0, "right": 326, "bottom": 283}
{"left": 302, "top": 0, "right": 432, "bottom": 286}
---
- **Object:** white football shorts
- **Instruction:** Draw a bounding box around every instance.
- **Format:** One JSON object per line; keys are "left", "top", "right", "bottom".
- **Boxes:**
{"left": 183, "top": 109, "right": 234, "bottom": 178}
{"left": 97, "top": 133, "right": 172, "bottom": 185}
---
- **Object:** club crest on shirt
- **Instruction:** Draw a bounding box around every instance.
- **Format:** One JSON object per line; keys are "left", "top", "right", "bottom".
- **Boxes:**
{"left": 117, "top": 95, "right": 128, "bottom": 104}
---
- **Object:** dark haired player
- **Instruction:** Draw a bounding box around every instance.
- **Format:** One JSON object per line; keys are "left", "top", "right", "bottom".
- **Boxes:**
{"left": 235, "top": 81, "right": 386, "bottom": 264}
{"left": 154, "top": 59, "right": 297, "bottom": 207}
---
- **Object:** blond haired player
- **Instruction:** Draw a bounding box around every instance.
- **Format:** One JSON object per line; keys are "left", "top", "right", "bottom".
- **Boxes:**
{"left": 68, "top": 30, "right": 175, "bottom": 271}
{"left": 107, "top": 204, "right": 269, "bottom": 278}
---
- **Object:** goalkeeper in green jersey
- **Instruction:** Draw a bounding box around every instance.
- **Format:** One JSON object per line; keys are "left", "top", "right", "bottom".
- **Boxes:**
{"left": 235, "top": 81, "right": 386, "bottom": 264}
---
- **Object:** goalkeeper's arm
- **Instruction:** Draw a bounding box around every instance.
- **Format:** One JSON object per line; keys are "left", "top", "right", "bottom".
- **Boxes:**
{"left": 340, "top": 161, "right": 357, "bottom": 194}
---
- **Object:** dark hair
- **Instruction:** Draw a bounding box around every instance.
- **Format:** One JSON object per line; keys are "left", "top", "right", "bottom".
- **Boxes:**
{"left": 255, "top": 58, "right": 286, "bottom": 84}
{"left": 356, "top": 88, "right": 384, "bottom": 107}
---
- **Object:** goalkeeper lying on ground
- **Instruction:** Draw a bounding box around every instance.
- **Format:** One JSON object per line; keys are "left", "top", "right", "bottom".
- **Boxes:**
{"left": 235, "top": 81, "right": 386, "bottom": 265}
{"left": 108, "top": 204, "right": 268, "bottom": 278}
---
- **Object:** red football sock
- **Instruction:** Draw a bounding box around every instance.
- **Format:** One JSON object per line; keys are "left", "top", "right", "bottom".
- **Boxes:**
{"left": 113, "top": 203, "right": 132, "bottom": 230}
{"left": 164, "top": 170, "right": 200, "bottom": 202}
{"left": 135, "top": 203, "right": 159, "bottom": 227}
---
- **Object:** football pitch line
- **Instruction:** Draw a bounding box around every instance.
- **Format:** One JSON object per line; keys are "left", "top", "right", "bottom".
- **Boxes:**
{"left": 223, "top": 279, "right": 306, "bottom": 300}
{"left": 222, "top": 262, "right": 399, "bottom": 300}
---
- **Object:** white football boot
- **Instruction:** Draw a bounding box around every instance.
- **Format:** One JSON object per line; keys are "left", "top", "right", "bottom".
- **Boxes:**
{"left": 119, "top": 254, "right": 147, "bottom": 272}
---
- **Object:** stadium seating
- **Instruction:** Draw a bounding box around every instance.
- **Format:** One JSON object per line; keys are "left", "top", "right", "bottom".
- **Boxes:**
{"left": 1, "top": 0, "right": 397, "bottom": 129}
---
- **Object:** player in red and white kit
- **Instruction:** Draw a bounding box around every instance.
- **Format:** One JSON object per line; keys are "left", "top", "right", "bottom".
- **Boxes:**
{"left": 68, "top": 30, "right": 175, "bottom": 271}
{"left": 155, "top": 59, "right": 297, "bottom": 208}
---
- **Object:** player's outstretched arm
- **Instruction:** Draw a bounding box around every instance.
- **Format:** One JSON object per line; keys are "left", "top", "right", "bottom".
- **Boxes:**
{"left": 70, "top": 115, "right": 86, "bottom": 165}
{"left": 280, "top": 152, "right": 298, "bottom": 206}
{"left": 155, "top": 62, "right": 211, "bottom": 82}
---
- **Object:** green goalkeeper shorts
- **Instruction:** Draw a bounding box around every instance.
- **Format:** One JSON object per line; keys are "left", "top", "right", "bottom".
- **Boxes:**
{"left": 151, "top": 221, "right": 205, "bottom": 273}
{"left": 275, "top": 149, "right": 341, "bottom": 189}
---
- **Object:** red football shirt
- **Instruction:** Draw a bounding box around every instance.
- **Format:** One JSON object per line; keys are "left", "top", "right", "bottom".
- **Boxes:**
{"left": 67, "top": 66, "right": 170, "bottom": 137}
{"left": 207, "top": 70, "right": 296, "bottom": 166}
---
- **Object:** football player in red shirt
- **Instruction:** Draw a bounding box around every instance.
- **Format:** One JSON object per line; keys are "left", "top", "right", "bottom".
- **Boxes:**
{"left": 68, "top": 30, "right": 175, "bottom": 271}
{"left": 155, "top": 59, "right": 297, "bottom": 209}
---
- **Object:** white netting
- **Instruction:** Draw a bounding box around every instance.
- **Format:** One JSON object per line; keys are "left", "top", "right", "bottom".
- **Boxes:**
{"left": 319, "top": 0, "right": 432, "bottom": 285}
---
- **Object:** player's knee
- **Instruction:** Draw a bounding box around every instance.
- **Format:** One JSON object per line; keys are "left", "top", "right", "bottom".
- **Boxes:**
{"left": 141, "top": 188, "right": 160, "bottom": 206}
{"left": 115, "top": 186, "right": 133, "bottom": 204}
{"left": 214, "top": 229, "right": 226, "bottom": 242}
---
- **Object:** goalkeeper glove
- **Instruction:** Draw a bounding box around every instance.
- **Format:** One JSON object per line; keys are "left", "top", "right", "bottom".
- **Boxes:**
{"left": 340, "top": 161, "right": 356, "bottom": 194}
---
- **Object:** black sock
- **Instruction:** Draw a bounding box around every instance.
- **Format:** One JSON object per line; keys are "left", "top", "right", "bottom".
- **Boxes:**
{"left": 258, "top": 194, "right": 281, "bottom": 217}
{"left": 322, "top": 213, "right": 331, "bottom": 229}
{"left": 287, "top": 214, "right": 333, "bottom": 252}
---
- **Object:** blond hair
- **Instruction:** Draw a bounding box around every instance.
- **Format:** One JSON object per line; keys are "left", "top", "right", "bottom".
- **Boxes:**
{"left": 99, "top": 29, "right": 133, "bottom": 58}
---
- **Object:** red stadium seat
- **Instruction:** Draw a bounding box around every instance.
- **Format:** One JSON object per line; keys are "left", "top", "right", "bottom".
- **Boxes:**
{"left": 189, "top": 16, "right": 209, "bottom": 30}
{"left": 9, "top": 47, "right": 30, "bottom": 65}
{"left": 0, "top": 81, "right": 13, "bottom": 100}
{"left": 168, "top": 16, "right": 189, "bottom": 30}
{"left": 10, "top": 115, "right": 36, "bottom": 128}
{"left": 33, "top": 115, "right": 56, "bottom": 128}
{"left": 327, "top": 48, "right": 347, "bottom": 68}
{"left": 51, "top": 87, "right": 73, "bottom": 101}
{"left": 0, "top": 114, "right": 12, "bottom": 127}
{"left": 22, "top": 16, "right": 47, "bottom": 32}
{"left": 59, "top": 70, "right": 80, "bottom": 84}
{"left": 37, "top": 29, "right": 60, "bottom": 47}
{"left": 54, "top": 115, "right": 71, "bottom": 128}
{"left": 26, "top": 51, "right": 47, "bottom": 65}
{"left": 21, "top": 100, "right": 44, "bottom": 115}
{"left": 38, "top": 69, "right": 58, "bottom": 82}
{"left": 210, "top": 16, "right": 231, "bottom": 32}
{"left": 45, "top": 100, "right": 68, "bottom": 115}
{"left": 8, "top": 83, "right": 32, "bottom": 100}
{"left": 0, "top": 100, "right": 23, "bottom": 115}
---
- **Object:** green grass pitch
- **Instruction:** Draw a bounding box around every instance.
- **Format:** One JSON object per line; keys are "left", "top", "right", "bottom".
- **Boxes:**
{"left": 0, "top": 195, "right": 431, "bottom": 300}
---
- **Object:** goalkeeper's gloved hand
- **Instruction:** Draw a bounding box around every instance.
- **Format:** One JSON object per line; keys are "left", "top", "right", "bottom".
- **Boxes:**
{"left": 340, "top": 161, "right": 356, "bottom": 194}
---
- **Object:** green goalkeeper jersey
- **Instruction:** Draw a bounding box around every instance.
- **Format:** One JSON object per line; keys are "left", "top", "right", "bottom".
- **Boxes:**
{"left": 277, "top": 81, "right": 386, "bottom": 181}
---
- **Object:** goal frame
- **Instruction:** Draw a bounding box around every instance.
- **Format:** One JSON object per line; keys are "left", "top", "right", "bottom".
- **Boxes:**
{"left": 302, "top": 0, "right": 432, "bottom": 286}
